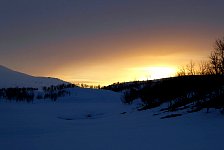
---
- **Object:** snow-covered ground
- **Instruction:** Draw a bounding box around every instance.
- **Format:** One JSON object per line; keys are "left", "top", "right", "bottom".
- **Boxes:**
{"left": 0, "top": 87, "right": 224, "bottom": 150}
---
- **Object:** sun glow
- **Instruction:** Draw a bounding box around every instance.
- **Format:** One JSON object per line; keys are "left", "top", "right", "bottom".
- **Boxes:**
{"left": 132, "top": 66, "right": 177, "bottom": 81}
{"left": 54, "top": 66, "right": 178, "bottom": 86}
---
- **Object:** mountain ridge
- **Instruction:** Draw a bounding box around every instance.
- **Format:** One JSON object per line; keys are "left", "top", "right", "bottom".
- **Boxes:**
{"left": 0, "top": 65, "right": 69, "bottom": 88}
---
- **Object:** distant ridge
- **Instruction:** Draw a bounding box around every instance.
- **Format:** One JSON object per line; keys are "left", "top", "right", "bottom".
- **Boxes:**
{"left": 0, "top": 65, "right": 69, "bottom": 88}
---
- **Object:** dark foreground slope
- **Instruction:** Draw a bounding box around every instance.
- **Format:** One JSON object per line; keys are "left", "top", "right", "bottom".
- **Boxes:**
{"left": 104, "top": 75, "right": 224, "bottom": 114}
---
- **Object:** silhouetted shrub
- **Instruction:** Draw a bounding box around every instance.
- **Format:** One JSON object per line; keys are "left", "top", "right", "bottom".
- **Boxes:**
{"left": 41, "top": 84, "right": 73, "bottom": 101}
{"left": 0, "top": 88, "right": 37, "bottom": 102}
{"left": 121, "top": 88, "right": 139, "bottom": 104}
{"left": 0, "top": 84, "right": 75, "bottom": 102}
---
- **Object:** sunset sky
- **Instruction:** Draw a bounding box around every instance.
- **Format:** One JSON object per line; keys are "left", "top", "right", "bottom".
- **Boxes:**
{"left": 1, "top": 0, "right": 224, "bottom": 85}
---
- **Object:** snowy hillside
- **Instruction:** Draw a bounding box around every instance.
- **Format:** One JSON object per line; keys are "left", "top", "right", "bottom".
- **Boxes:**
{"left": 0, "top": 87, "right": 224, "bottom": 150}
{"left": 0, "top": 65, "right": 69, "bottom": 88}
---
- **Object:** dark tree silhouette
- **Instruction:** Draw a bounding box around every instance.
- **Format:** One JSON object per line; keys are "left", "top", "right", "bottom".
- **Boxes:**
{"left": 210, "top": 37, "right": 224, "bottom": 75}
{"left": 186, "top": 60, "right": 196, "bottom": 75}
{"left": 198, "top": 60, "right": 211, "bottom": 75}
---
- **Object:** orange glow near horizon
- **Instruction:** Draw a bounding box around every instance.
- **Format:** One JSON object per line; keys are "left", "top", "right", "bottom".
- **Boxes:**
{"left": 52, "top": 64, "right": 178, "bottom": 86}
{"left": 22, "top": 28, "right": 214, "bottom": 86}
{"left": 131, "top": 66, "right": 177, "bottom": 81}
{"left": 42, "top": 39, "right": 210, "bottom": 86}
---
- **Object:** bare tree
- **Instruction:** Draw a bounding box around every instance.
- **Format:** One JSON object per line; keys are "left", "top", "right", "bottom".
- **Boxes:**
{"left": 210, "top": 50, "right": 220, "bottom": 74}
{"left": 176, "top": 66, "right": 186, "bottom": 76}
{"left": 198, "top": 60, "right": 212, "bottom": 75}
{"left": 186, "top": 60, "right": 196, "bottom": 75}
{"left": 210, "top": 37, "right": 224, "bottom": 75}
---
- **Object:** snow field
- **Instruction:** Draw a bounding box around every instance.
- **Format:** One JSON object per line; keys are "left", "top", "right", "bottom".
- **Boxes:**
{"left": 0, "top": 88, "right": 224, "bottom": 150}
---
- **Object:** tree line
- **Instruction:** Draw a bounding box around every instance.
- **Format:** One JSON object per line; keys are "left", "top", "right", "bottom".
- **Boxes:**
{"left": 0, "top": 84, "right": 76, "bottom": 102}
{"left": 0, "top": 88, "right": 36, "bottom": 102}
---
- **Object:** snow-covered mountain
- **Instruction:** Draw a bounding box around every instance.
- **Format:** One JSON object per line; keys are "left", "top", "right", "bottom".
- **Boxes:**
{"left": 0, "top": 65, "right": 69, "bottom": 88}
